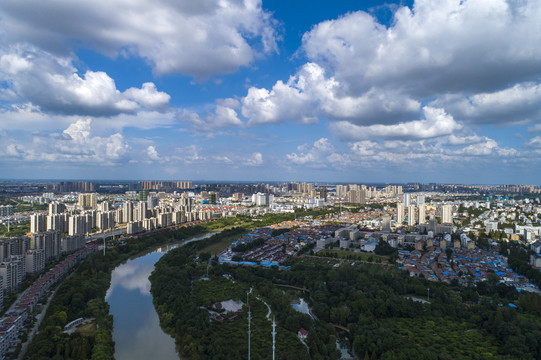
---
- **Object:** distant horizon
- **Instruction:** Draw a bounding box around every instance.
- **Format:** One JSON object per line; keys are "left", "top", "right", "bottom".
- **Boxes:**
{"left": 1, "top": 178, "right": 540, "bottom": 187}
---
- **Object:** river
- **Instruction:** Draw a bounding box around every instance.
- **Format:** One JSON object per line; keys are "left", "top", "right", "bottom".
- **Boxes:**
{"left": 105, "top": 232, "right": 217, "bottom": 360}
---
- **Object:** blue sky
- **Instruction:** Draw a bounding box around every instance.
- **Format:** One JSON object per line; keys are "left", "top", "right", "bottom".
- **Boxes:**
{"left": 1, "top": 0, "right": 541, "bottom": 184}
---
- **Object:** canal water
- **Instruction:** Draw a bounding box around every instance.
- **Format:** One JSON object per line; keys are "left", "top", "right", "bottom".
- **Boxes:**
{"left": 105, "top": 232, "right": 217, "bottom": 360}
{"left": 291, "top": 298, "right": 313, "bottom": 318}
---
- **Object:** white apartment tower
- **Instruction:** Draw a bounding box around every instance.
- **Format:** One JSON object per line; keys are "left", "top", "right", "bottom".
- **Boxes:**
{"left": 397, "top": 203, "right": 405, "bottom": 224}
{"left": 30, "top": 214, "right": 47, "bottom": 234}
{"left": 418, "top": 204, "right": 426, "bottom": 224}
{"left": 442, "top": 204, "right": 453, "bottom": 224}
{"left": 408, "top": 205, "right": 416, "bottom": 226}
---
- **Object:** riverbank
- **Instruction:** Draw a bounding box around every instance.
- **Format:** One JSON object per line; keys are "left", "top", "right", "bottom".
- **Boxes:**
{"left": 23, "top": 224, "right": 215, "bottom": 360}
{"left": 107, "top": 231, "right": 219, "bottom": 360}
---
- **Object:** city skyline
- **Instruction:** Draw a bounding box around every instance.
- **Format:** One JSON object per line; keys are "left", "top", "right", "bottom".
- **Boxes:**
{"left": 1, "top": 0, "right": 541, "bottom": 184}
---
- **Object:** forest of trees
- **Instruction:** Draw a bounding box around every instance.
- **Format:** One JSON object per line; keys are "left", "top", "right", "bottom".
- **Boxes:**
{"left": 151, "top": 241, "right": 541, "bottom": 360}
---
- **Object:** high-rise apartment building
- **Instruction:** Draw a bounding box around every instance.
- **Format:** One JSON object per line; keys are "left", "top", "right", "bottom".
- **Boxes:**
{"left": 382, "top": 215, "right": 392, "bottom": 232}
{"left": 30, "top": 214, "right": 47, "bottom": 234}
{"left": 0, "top": 257, "right": 25, "bottom": 292}
{"left": 397, "top": 203, "right": 405, "bottom": 224}
{"left": 68, "top": 215, "right": 86, "bottom": 236}
{"left": 336, "top": 185, "right": 348, "bottom": 199}
{"left": 78, "top": 193, "right": 97, "bottom": 210}
{"left": 418, "top": 204, "right": 426, "bottom": 224}
{"left": 0, "top": 205, "right": 14, "bottom": 217}
{"left": 61, "top": 235, "right": 86, "bottom": 254}
{"left": 48, "top": 202, "right": 66, "bottom": 215}
{"left": 442, "top": 204, "right": 453, "bottom": 224}
{"left": 403, "top": 193, "right": 411, "bottom": 207}
{"left": 347, "top": 189, "right": 366, "bottom": 204}
{"left": 25, "top": 249, "right": 45, "bottom": 276}
{"left": 408, "top": 204, "right": 416, "bottom": 226}
{"left": 31, "top": 231, "right": 61, "bottom": 262}
{"left": 98, "top": 201, "right": 110, "bottom": 212}
{"left": 123, "top": 201, "right": 133, "bottom": 223}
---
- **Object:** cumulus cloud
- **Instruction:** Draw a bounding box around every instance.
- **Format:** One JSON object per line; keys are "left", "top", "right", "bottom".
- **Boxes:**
{"left": 0, "top": 48, "right": 170, "bottom": 116}
{"left": 146, "top": 146, "right": 161, "bottom": 161}
{"left": 245, "top": 152, "right": 263, "bottom": 166}
{"left": 124, "top": 83, "right": 170, "bottom": 110}
{"left": 179, "top": 105, "right": 243, "bottom": 133}
{"left": 431, "top": 82, "right": 541, "bottom": 124}
{"left": 524, "top": 136, "right": 541, "bottom": 148}
{"left": 0, "top": 119, "right": 130, "bottom": 164}
{"left": 238, "top": 0, "right": 541, "bottom": 133}
{"left": 286, "top": 138, "right": 338, "bottom": 166}
{"left": 242, "top": 73, "right": 317, "bottom": 126}
{"left": 285, "top": 131, "right": 521, "bottom": 171}
{"left": 302, "top": 0, "right": 541, "bottom": 97}
{"left": 242, "top": 62, "right": 419, "bottom": 126}
{"left": 0, "top": 0, "right": 278, "bottom": 79}
{"left": 331, "top": 107, "right": 461, "bottom": 140}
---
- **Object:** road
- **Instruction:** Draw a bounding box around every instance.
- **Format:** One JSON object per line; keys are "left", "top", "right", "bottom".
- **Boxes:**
{"left": 17, "top": 286, "right": 60, "bottom": 360}
{"left": 85, "top": 226, "right": 127, "bottom": 242}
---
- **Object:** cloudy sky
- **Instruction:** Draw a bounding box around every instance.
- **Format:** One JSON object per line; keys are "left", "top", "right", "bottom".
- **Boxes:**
{"left": 1, "top": 0, "right": 540, "bottom": 184}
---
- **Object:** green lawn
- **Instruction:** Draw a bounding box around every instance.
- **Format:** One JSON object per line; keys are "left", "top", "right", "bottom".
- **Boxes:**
{"left": 316, "top": 249, "right": 388, "bottom": 263}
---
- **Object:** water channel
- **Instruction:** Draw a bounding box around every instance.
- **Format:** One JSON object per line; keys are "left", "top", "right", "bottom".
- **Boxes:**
{"left": 105, "top": 232, "right": 217, "bottom": 360}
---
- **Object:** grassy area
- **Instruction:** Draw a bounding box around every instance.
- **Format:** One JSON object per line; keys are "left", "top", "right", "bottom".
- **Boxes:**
{"left": 194, "top": 277, "right": 247, "bottom": 306}
{"left": 76, "top": 323, "right": 97, "bottom": 337}
{"left": 0, "top": 222, "right": 30, "bottom": 237}
{"left": 15, "top": 204, "right": 48, "bottom": 212}
{"left": 316, "top": 249, "right": 389, "bottom": 263}
{"left": 197, "top": 231, "right": 247, "bottom": 255}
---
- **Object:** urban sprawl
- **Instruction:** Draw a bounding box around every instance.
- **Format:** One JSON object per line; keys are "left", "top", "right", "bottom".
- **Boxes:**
{"left": 0, "top": 180, "right": 541, "bottom": 358}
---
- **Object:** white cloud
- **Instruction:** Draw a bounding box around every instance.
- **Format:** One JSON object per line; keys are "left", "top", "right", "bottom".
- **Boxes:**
{"left": 209, "top": 106, "right": 243, "bottom": 127}
{"left": 174, "top": 145, "right": 206, "bottom": 164}
{"left": 124, "top": 83, "right": 170, "bottom": 110}
{"left": 0, "top": 119, "right": 130, "bottom": 164}
{"left": 350, "top": 141, "right": 377, "bottom": 156}
{"left": 431, "top": 82, "right": 541, "bottom": 124}
{"left": 0, "top": 0, "right": 278, "bottom": 79}
{"left": 242, "top": 76, "right": 317, "bottom": 126}
{"left": 0, "top": 47, "right": 170, "bottom": 116}
{"left": 179, "top": 105, "right": 243, "bottom": 133}
{"left": 242, "top": 62, "right": 419, "bottom": 126}
{"left": 146, "top": 146, "right": 161, "bottom": 161}
{"left": 238, "top": 0, "right": 541, "bottom": 133}
{"left": 282, "top": 132, "right": 520, "bottom": 169}
{"left": 245, "top": 152, "right": 263, "bottom": 166}
{"left": 524, "top": 136, "right": 541, "bottom": 148}
{"left": 302, "top": 0, "right": 541, "bottom": 97}
{"left": 330, "top": 107, "right": 461, "bottom": 140}
{"left": 213, "top": 156, "right": 234, "bottom": 164}
{"left": 446, "top": 134, "right": 486, "bottom": 146}
{"left": 313, "top": 138, "right": 334, "bottom": 152}
{"left": 286, "top": 138, "right": 336, "bottom": 166}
